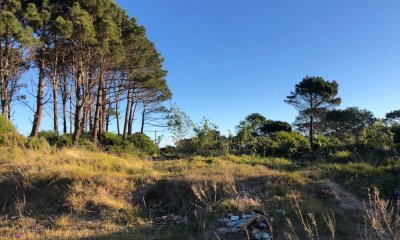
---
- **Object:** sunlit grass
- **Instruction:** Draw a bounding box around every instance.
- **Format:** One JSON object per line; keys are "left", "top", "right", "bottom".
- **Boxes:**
{"left": 1, "top": 146, "right": 399, "bottom": 239}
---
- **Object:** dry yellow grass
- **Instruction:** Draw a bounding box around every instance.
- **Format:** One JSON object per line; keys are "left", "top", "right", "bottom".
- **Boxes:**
{"left": 0, "top": 146, "right": 389, "bottom": 239}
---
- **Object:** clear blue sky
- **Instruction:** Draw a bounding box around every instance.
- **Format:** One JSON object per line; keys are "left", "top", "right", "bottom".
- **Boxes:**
{"left": 12, "top": 0, "right": 400, "bottom": 142}
{"left": 114, "top": 0, "right": 400, "bottom": 135}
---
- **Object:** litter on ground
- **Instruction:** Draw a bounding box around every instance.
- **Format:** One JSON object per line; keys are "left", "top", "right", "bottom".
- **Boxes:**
{"left": 216, "top": 211, "right": 271, "bottom": 240}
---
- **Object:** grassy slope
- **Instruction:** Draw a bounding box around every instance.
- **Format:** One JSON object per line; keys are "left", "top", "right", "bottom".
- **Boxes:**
{"left": 0, "top": 146, "right": 398, "bottom": 239}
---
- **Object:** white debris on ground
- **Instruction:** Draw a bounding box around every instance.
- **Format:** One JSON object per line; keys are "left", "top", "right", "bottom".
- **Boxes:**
{"left": 216, "top": 211, "right": 271, "bottom": 240}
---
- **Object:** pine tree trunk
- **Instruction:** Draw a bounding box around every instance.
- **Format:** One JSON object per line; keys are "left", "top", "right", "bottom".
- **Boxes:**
{"left": 72, "top": 65, "right": 84, "bottom": 145}
{"left": 1, "top": 41, "right": 10, "bottom": 120}
{"left": 69, "top": 84, "right": 73, "bottom": 135}
{"left": 92, "top": 73, "right": 103, "bottom": 144}
{"left": 128, "top": 99, "right": 138, "bottom": 135}
{"left": 105, "top": 99, "right": 111, "bottom": 132}
{"left": 72, "top": 84, "right": 82, "bottom": 145}
{"left": 116, "top": 101, "right": 120, "bottom": 135}
{"left": 30, "top": 55, "right": 45, "bottom": 137}
{"left": 62, "top": 77, "right": 68, "bottom": 134}
{"left": 1, "top": 77, "right": 8, "bottom": 119}
{"left": 99, "top": 86, "right": 107, "bottom": 140}
{"left": 309, "top": 115, "right": 314, "bottom": 146}
{"left": 88, "top": 105, "right": 93, "bottom": 132}
{"left": 53, "top": 80, "right": 59, "bottom": 134}
{"left": 81, "top": 98, "right": 89, "bottom": 133}
{"left": 123, "top": 89, "right": 132, "bottom": 139}
{"left": 140, "top": 106, "right": 146, "bottom": 134}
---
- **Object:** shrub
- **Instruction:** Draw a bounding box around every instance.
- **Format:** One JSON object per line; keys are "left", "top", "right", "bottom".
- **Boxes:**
{"left": 58, "top": 134, "right": 73, "bottom": 147}
{"left": 79, "top": 139, "right": 98, "bottom": 152}
{"left": 252, "top": 136, "right": 277, "bottom": 157}
{"left": 274, "top": 131, "right": 310, "bottom": 157}
{"left": 176, "top": 138, "right": 197, "bottom": 155}
{"left": 0, "top": 116, "right": 25, "bottom": 147}
{"left": 38, "top": 131, "right": 72, "bottom": 148}
{"left": 331, "top": 150, "right": 354, "bottom": 162}
{"left": 102, "top": 132, "right": 123, "bottom": 147}
{"left": 38, "top": 131, "right": 59, "bottom": 145}
{"left": 160, "top": 145, "right": 177, "bottom": 156}
{"left": 360, "top": 124, "right": 394, "bottom": 153}
{"left": 25, "top": 137, "right": 52, "bottom": 152}
{"left": 126, "top": 133, "right": 158, "bottom": 155}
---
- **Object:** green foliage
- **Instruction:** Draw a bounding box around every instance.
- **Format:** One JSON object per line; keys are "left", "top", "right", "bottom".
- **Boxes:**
{"left": 0, "top": 116, "right": 16, "bottom": 142}
{"left": 260, "top": 120, "right": 292, "bottom": 135}
{"left": 175, "top": 138, "right": 198, "bottom": 156}
{"left": 390, "top": 125, "right": 400, "bottom": 144}
{"left": 322, "top": 161, "right": 400, "bottom": 197}
{"left": 98, "top": 132, "right": 158, "bottom": 155}
{"left": 236, "top": 113, "right": 268, "bottom": 137}
{"left": 286, "top": 76, "right": 341, "bottom": 144}
{"left": 225, "top": 155, "right": 293, "bottom": 170}
{"left": 125, "top": 133, "right": 158, "bottom": 155}
{"left": 79, "top": 139, "right": 98, "bottom": 152}
{"left": 325, "top": 107, "right": 375, "bottom": 141}
{"left": 166, "top": 104, "right": 194, "bottom": 144}
{"left": 274, "top": 131, "right": 310, "bottom": 157}
{"left": 38, "top": 131, "right": 72, "bottom": 148}
{"left": 0, "top": 116, "right": 25, "bottom": 147}
{"left": 103, "top": 132, "right": 123, "bottom": 146}
{"left": 386, "top": 110, "right": 400, "bottom": 125}
{"left": 25, "top": 137, "right": 51, "bottom": 152}
{"left": 160, "top": 145, "right": 177, "bottom": 156}
{"left": 394, "top": 143, "right": 400, "bottom": 154}
{"left": 331, "top": 150, "right": 354, "bottom": 162}
{"left": 360, "top": 124, "right": 394, "bottom": 153}
{"left": 174, "top": 119, "right": 227, "bottom": 157}
{"left": 38, "top": 131, "right": 59, "bottom": 145}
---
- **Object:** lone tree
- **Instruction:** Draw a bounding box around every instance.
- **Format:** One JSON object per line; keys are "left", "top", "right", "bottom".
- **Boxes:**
{"left": 285, "top": 76, "right": 341, "bottom": 145}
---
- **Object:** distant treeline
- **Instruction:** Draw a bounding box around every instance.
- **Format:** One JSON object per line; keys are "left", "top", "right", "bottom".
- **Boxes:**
{"left": 0, "top": 0, "right": 171, "bottom": 145}
{"left": 167, "top": 77, "right": 400, "bottom": 160}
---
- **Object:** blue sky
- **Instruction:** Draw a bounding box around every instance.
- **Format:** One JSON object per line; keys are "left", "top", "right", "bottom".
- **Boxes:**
{"left": 12, "top": 0, "right": 400, "bottom": 143}
{"left": 114, "top": 0, "right": 400, "bottom": 134}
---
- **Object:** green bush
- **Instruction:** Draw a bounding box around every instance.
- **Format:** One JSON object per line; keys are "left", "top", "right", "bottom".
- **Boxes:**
{"left": 360, "top": 124, "right": 394, "bottom": 152}
{"left": 160, "top": 145, "right": 177, "bottom": 156}
{"left": 79, "top": 139, "right": 98, "bottom": 152}
{"left": 0, "top": 116, "right": 25, "bottom": 147}
{"left": 38, "top": 131, "right": 59, "bottom": 145}
{"left": 25, "top": 137, "right": 52, "bottom": 152}
{"left": 38, "top": 131, "right": 72, "bottom": 148}
{"left": 58, "top": 134, "right": 73, "bottom": 147}
{"left": 102, "top": 132, "right": 123, "bottom": 146}
{"left": 176, "top": 138, "right": 197, "bottom": 155}
{"left": 251, "top": 136, "right": 276, "bottom": 157}
{"left": 274, "top": 131, "right": 310, "bottom": 157}
{"left": 125, "top": 133, "right": 158, "bottom": 155}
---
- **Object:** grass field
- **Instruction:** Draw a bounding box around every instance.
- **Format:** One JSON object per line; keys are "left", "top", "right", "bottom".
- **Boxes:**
{"left": 0, "top": 145, "right": 399, "bottom": 239}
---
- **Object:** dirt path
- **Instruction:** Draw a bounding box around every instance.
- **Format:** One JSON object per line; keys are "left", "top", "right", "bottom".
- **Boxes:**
{"left": 323, "top": 182, "right": 364, "bottom": 211}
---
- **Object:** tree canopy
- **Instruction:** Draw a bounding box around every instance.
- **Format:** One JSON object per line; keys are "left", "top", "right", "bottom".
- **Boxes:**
{"left": 0, "top": 0, "right": 172, "bottom": 145}
{"left": 285, "top": 76, "right": 341, "bottom": 145}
